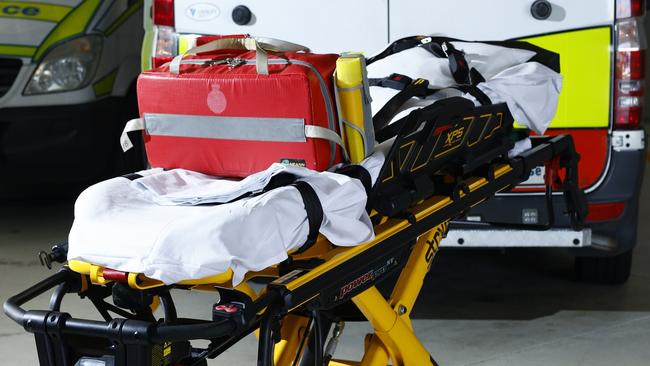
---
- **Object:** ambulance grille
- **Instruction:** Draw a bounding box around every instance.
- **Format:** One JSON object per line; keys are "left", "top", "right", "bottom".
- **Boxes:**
{"left": 0, "top": 58, "right": 22, "bottom": 98}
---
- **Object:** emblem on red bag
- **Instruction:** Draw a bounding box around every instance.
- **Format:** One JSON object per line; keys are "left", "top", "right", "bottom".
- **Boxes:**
{"left": 207, "top": 84, "right": 227, "bottom": 114}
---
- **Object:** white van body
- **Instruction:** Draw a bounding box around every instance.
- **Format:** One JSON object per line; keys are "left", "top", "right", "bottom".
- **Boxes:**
{"left": 0, "top": 0, "right": 144, "bottom": 193}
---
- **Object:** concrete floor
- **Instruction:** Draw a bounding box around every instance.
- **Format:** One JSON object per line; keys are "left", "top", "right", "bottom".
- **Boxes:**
{"left": 1, "top": 159, "right": 650, "bottom": 365}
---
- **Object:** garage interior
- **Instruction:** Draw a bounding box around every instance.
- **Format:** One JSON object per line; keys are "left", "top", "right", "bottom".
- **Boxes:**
{"left": 1, "top": 162, "right": 648, "bottom": 365}
{"left": 2, "top": 2, "right": 650, "bottom": 366}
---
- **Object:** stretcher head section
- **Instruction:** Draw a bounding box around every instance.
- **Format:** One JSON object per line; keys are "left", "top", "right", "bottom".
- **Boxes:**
{"left": 368, "top": 97, "right": 515, "bottom": 217}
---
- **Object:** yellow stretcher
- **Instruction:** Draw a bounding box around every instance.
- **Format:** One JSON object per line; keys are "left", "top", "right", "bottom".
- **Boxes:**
{"left": 4, "top": 134, "right": 586, "bottom": 366}
{"left": 4, "top": 83, "right": 586, "bottom": 365}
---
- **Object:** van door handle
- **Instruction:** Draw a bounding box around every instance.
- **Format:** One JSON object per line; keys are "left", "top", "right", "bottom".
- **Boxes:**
{"left": 232, "top": 5, "right": 252, "bottom": 25}
{"left": 531, "top": 0, "right": 552, "bottom": 20}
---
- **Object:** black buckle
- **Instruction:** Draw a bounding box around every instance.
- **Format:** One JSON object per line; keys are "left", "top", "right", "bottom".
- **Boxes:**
{"left": 380, "top": 73, "right": 413, "bottom": 91}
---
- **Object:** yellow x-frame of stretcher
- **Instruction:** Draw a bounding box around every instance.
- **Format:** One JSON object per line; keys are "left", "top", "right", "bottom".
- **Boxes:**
{"left": 274, "top": 223, "right": 448, "bottom": 366}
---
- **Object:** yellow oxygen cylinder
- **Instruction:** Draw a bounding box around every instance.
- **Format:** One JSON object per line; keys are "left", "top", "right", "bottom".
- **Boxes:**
{"left": 335, "top": 53, "right": 374, "bottom": 163}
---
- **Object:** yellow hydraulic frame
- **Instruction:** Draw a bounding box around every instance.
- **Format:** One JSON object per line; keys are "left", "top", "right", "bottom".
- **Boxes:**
{"left": 272, "top": 222, "right": 448, "bottom": 366}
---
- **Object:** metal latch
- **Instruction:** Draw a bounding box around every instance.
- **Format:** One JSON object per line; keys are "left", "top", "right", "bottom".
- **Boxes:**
{"left": 225, "top": 58, "right": 246, "bottom": 68}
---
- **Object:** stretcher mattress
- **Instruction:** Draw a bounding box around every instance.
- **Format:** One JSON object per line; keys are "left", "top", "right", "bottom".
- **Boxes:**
{"left": 67, "top": 154, "right": 384, "bottom": 285}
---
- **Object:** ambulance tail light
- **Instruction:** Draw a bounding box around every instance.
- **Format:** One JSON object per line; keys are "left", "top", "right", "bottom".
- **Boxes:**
{"left": 153, "top": 0, "right": 174, "bottom": 27}
{"left": 617, "top": 0, "right": 645, "bottom": 18}
{"left": 615, "top": 1, "right": 646, "bottom": 129}
{"left": 586, "top": 202, "right": 626, "bottom": 222}
{"left": 151, "top": 25, "right": 178, "bottom": 69}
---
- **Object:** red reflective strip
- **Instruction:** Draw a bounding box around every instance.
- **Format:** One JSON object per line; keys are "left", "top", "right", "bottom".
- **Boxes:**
{"left": 586, "top": 202, "right": 626, "bottom": 222}
{"left": 153, "top": 0, "right": 174, "bottom": 27}
{"left": 544, "top": 155, "right": 563, "bottom": 190}
{"left": 616, "top": 106, "right": 642, "bottom": 128}
{"left": 631, "top": 0, "right": 645, "bottom": 17}
{"left": 512, "top": 129, "right": 608, "bottom": 192}
{"left": 102, "top": 269, "right": 128, "bottom": 282}
{"left": 616, "top": 50, "right": 645, "bottom": 80}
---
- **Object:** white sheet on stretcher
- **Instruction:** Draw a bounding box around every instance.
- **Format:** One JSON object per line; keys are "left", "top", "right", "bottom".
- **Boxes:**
{"left": 367, "top": 41, "right": 563, "bottom": 137}
{"left": 67, "top": 154, "right": 384, "bottom": 286}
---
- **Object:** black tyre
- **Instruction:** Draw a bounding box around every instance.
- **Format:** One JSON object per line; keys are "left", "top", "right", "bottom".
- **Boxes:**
{"left": 575, "top": 249, "right": 634, "bottom": 284}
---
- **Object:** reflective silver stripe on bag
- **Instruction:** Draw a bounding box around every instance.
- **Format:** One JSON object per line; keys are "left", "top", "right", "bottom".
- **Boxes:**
{"left": 120, "top": 115, "right": 347, "bottom": 158}
{"left": 145, "top": 113, "right": 307, "bottom": 142}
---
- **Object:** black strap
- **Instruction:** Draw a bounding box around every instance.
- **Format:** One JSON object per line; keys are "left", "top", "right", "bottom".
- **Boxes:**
{"left": 292, "top": 181, "right": 324, "bottom": 253}
{"left": 369, "top": 73, "right": 413, "bottom": 90}
{"left": 367, "top": 36, "right": 426, "bottom": 65}
{"left": 419, "top": 41, "right": 472, "bottom": 85}
{"left": 335, "top": 164, "right": 372, "bottom": 195}
{"left": 372, "top": 77, "right": 431, "bottom": 133}
{"left": 370, "top": 40, "right": 493, "bottom": 133}
{"left": 262, "top": 172, "right": 298, "bottom": 191}
{"left": 454, "top": 85, "right": 492, "bottom": 106}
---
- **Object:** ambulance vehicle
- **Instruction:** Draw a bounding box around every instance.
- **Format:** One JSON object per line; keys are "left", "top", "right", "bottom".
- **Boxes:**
{"left": 141, "top": 0, "right": 646, "bottom": 284}
{"left": 0, "top": 0, "right": 144, "bottom": 194}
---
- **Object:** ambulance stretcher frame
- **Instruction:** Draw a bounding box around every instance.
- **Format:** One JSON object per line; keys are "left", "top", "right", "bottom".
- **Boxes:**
{"left": 4, "top": 97, "right": 587, "bottom": 366}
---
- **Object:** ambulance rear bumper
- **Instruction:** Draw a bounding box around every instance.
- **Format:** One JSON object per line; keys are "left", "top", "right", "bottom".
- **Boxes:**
{"left": 441, "top": 228, "right": 593, "bottom": 248}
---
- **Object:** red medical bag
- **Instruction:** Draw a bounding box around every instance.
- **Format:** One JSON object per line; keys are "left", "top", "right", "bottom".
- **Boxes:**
{"left": 136, "top": 36, "right": 342, "bottom": 178}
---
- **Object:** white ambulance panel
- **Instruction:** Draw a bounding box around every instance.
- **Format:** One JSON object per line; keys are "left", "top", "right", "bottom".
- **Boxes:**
{"left": 175, "top": 0, "right": 389, "bottom": 54}
{"left": 389, "top": 0, "right": 614, "bottom": 41}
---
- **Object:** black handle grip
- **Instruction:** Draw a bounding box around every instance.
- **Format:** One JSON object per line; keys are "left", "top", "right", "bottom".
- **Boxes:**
{"left": 232, "top": 5, "right": 252, "bottom": 25}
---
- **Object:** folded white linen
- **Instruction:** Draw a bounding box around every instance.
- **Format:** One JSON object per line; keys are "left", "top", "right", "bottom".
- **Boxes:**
{"left": 367, "top": 41, "right": 562, "bottom": 136}
{"left": 508, "top": 138, "right": 533, "bottom": 158}
{"left": 68, "top": 155, "right": 384, "bottom": 285}
{"left": 132, "top": 152, "right": 385, "bottom": 206}
{"left": 476, "top": 62, "right": 562, "bottom": 135}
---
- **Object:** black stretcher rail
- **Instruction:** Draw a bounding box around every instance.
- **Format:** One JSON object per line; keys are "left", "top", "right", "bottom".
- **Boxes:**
{"left": 4, "top": 269, "right": 239, "bottom": 343}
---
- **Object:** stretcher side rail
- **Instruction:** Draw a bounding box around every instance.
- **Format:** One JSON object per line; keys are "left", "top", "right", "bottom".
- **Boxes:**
{"left": 3, "top": 134, "right": 586, "bottom": 366}
{"left": 262, "top": 135, "right": 585, "bottom": 316}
